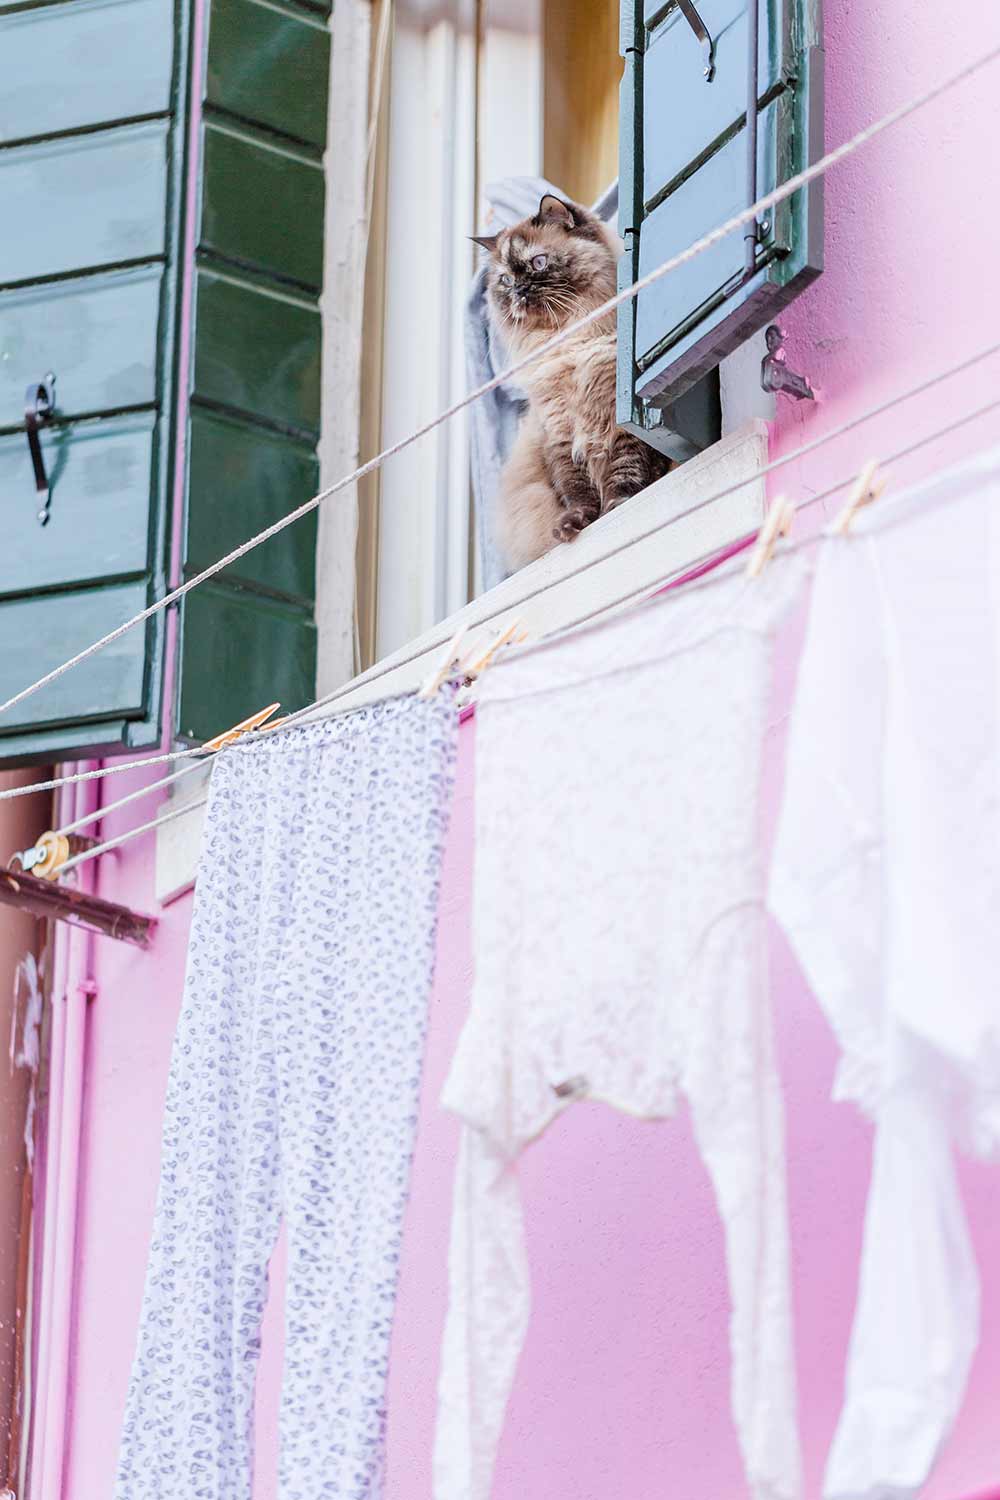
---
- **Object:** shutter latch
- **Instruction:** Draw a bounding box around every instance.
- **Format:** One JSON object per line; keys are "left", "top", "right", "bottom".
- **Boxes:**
{"left": 24, "top": 372, "right": 56, "bottom": 527}
{"left": 761, "top": 326, "right": 815, "bottom": 401}
{"left": 675, "top": 0, "right": 716, "bottom": 81}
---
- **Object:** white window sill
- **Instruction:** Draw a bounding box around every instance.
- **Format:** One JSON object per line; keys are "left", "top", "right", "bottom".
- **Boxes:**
{"left": 156, "top": 417, "right": 768, "bottom": 901}
{"left": 313, "top": 416, "right": 768, "bottom": 712}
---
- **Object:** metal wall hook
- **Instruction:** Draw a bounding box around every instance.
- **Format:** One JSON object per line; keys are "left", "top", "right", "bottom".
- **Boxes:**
{"left": 676, "top": 0, "right": 716, "bottom": 80}
{"left": 761, "top": 326, "right": 815, "bottom": 401}
{"left": 24, "top": 372, "right": 57, "bottom": 526}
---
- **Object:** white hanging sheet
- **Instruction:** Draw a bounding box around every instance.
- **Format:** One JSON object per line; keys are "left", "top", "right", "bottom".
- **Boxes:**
{"left": 770, "top": 443, "right": 1000, "bottom": 1500}
{"left": 436, "top": 556, "right": 809, "bottom": 1500}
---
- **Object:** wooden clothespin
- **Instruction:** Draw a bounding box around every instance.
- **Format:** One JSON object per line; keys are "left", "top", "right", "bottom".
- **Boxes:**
{"left": 463, "top": 618, "right": 524, "bottom": 679}
{"left": 203, "top": 701, "right": 286, "bottom": 752}
{"left": 746, "top": 498, "right": 795, "bottom": 578}
{"left": 418, "top": 627, "right": 468, "bottom": 699}
{"left": 832, "top": 459, "right": 886, "bottom": 536}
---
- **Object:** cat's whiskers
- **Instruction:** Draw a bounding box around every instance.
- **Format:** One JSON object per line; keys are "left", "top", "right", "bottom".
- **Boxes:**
{"left": 540, "top": 288, "right": 576, "bottom": 327}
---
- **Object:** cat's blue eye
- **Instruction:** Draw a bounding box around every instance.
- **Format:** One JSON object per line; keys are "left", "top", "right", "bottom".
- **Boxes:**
{"left": 531, "top": 254, "right": 548, "bottom": 271}
{"left": 499, "top": 273, "right": 513, "bottom": 285}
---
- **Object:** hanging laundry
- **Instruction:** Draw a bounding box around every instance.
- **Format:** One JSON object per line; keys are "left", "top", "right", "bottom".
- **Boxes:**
{"left": 116, "top": 695, "right": 457, "bottom": 1500}
{"left": 434, "top": 556, "right": 809, "bottom": 1500}
{"left": 770, "top": 445, "right": 1000, "bottom": 1500}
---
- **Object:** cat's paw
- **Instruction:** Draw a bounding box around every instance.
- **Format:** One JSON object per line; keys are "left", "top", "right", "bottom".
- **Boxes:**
{"left": 553, "top": 505, "right": 597, "bottom": 542}
{"left": 558, "top": 488, "right": 598, "bottom": 508}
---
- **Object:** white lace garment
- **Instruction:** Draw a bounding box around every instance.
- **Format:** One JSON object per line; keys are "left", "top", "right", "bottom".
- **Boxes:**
{"left": 434, "top": 557, "right": 808, "bottom": 1500}
{"left": 116, "top": 695, "right": 457, "bottom": 1500}
{"left": 770, "top": 445, "right": 1000, "bottom": 1500}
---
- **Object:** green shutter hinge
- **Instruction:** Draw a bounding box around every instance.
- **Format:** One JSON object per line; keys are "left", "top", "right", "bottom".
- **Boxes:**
{"left": 676, "top": 0, "right": 716, "bottom": 80}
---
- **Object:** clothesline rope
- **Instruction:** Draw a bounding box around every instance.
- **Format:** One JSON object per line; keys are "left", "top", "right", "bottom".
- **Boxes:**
{"left": 0, "top": 37, "right": 997, "bottom": 726}
{"left": 2, "top": 332, "right": 999, "bottom": 808}
{"left": 505, "top": 394, "right": 1000, "bottom": 658}
{"left": 55, "top": 763, "right": 208, "bottom": 838}
{"left": 286, "top": 343, "right": 1000, "bottom": 727}
{"left": 57, "top": 796, "right": 210, "bottom": 875}
{"left": 50, "top": 403, "right": 1000, "bottom": 875}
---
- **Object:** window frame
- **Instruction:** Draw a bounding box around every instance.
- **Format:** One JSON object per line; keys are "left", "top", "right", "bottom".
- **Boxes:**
{"left": 164, "top": 0, "right": 778, "bottom": 896}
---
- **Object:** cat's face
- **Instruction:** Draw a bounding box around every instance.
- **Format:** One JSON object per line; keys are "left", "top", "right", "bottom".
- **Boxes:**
{"left": 475, "top": 195, "right": 616, "bottom": 334}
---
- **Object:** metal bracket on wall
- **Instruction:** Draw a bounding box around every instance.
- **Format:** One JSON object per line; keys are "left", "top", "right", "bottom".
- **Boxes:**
{"left": 0, "top": 866, "right": 155, "bottom": 948}
{"left": 24, "top": 372, "right": 56, "bottom": 526}
{"left": 760, "top": 325, "right": 815, "bottom": 401}
{"left": 675, "top": 0, "right": 716, "bottom": 80}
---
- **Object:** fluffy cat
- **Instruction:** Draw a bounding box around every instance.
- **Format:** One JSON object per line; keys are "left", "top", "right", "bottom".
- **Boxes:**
{"left": 474, "top": 194, "right": 670, "bottom": 569}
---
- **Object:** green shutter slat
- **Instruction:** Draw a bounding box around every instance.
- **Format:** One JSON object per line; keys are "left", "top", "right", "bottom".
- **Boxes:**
{"left": 0, "top": 0, "right": 328, "bottom": 766}
{"left": 0, "top": 268, "right": 162, "bottom": 430}
{"left": 618, "top": 50, "right": 641, "bottom": 236}
{"left": 636, "top": 97, "right": 778, "bottom": 363}
{"left": 620, "top": 0, "right": 638, "bottom": 53}
{"left": 616, "top": 233, "right": 640, "bottom": 427}
{"left": 771, "top": 47, "right": 824, "bottom": 289}
{"left": 205, "top": 0, "right": 330, "bottom": 150}
{"left": 0, "top": 0, "right": 185, "bottom": 765}
{"left": 186, "top": 410, "right": 318, "bottom": 602}
{"left": 0, "top": 720, "right": 157, "bottom": 772}
{"left": 192, "top": 269, "right": 322, "bottom": 436}
{"left": 200, "top": 122, "right": 325, "bottom": 290}
{"left": 0, "top": 414, "right": 156, "bottom": 594}
{"left": 0, "top": 581, "right": 152, "bottom": 735}
{"left": 176, "top": 1, "right": 328, "bottom": 743}
{"left": 643, "top": 0, "right": 777, "bottom": 202}
{"left": 176, "top": 585, "right": 316, "bottom": 743}
{"left": 0, "top": 0, "right": 173, "bottom": 145}
{"left": 619, "top": 0, "right": 822, "bottom": 446}
{"left": 0, "top": 122, "right": 169, "bottom": 286}
{"left": 638, "top": 47, "right": 822, "bottom": 401}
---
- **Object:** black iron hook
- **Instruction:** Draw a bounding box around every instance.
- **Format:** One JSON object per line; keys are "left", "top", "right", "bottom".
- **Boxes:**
{"left": 25, "top": 372, "right": 57, "bottom": 526}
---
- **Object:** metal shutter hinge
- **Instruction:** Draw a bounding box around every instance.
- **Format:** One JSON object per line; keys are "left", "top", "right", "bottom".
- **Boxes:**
{"left": 675, "top": 0, "right": 716, "bottom": 80}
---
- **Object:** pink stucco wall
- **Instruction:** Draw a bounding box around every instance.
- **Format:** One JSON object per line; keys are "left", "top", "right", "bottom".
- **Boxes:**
{"left": 52, "top": 2, "right": 1000, "bottom": 1497}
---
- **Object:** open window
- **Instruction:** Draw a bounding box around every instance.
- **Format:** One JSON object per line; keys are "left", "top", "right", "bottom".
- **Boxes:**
{"left": 618, "top": 0, "right": 824, "bottom": 456}
{"left": 413, "top": 0, "right": 821, "bottom": 617}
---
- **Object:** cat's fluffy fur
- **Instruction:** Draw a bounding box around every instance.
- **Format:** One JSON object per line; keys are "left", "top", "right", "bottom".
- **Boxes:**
{"left": 476, "top": 194, "right": 670, "bottom": 569}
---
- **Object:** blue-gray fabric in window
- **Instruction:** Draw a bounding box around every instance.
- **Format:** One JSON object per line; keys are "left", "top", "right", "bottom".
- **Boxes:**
{"left": 466, "top": 177, "right": 618, "bottom": 591}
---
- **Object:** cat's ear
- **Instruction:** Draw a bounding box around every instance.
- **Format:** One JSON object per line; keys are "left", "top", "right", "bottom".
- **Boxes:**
{"left": 534, "top": 194, "right": 577, "bottom": 231}
{"left": 469, "top": 234, "right": 499, "bottom": 254}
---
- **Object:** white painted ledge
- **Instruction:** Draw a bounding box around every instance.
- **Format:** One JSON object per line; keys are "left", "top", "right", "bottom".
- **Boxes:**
{"left": 306, "top": 417, "right": 768, "bottom": 717}
{"left": 156, "top": 418, "right": 768, "bottom": 897}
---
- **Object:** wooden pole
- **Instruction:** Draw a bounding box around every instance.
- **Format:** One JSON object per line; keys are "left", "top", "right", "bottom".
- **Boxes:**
{"left": 0, "top": 871, "right": 154, "bottom": 949}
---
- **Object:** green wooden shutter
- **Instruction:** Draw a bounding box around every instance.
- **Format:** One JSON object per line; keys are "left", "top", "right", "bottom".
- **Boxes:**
{"left": 0, "top": 0, "right": 329, "bottom": 766}
{"left": 618, "top": 0, "right": 823, "bottom": 459}
{"left": 175, "top": 0, "right": 329, "bottom": 742}
{"left": 0, "top": 0, "right": 185, "bottom": 765}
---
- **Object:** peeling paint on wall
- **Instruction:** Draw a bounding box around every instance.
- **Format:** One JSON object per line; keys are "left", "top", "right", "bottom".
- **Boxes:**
{"left": 9, "top": 955, "right": 43, "bottom": 1170}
